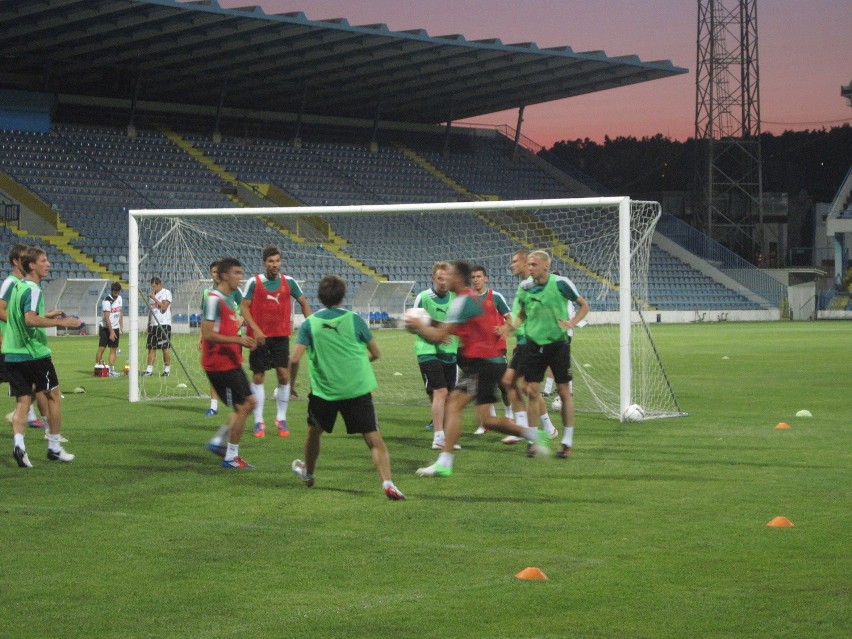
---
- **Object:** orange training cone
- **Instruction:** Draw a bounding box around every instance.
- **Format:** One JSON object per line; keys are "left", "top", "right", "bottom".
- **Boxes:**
{"left": 515, "top": 567, "right": 549, "bottom": 580}
{"left": 767, "top": 516, "right": 794, "bottom": 527}
{"left": 775, "top": 422, "right": 790, "bottom": 429}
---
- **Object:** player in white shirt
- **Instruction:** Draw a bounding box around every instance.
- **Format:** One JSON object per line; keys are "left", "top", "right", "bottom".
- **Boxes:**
{"left": 143, "top": 277, "right": 173, "bottom": 376}
{"left": 95, "top": 282, "right": 124, "bottom": 377}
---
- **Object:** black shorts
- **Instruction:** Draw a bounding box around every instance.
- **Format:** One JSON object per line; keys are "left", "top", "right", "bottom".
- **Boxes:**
{"left": 147, "top": 325, "right": 172, "bottom": 350}
{"left": 205, "top": 368, "right": 253, "bottom": 408}
{"left": 418, "top": 359, "right": 457, "bottom": 395}
{"left": 6, "top": 357, "right": 60, "bottom": 397}
{"left": 455, "top": 358, "right": 507, "bottom": 406}
{"left": 99, "top": 326, "right": 121, "bottom": 348}
{"left": 307, "top": 392, "right": 378, "bottom": 435}
{"left": 0, "top": 353, "right": 9, "bottom": 384}
{"left": 519, "top": 340, "right": 572, "bottom": 384}
{"left": 507, "top": 342, "right": 530, "bottom": 372}
{"left": 249, "top": 336, "right": 290, "bottom": 373}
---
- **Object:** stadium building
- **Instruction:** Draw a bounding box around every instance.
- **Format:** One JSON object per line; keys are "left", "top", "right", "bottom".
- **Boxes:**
{"left": 3, "top": 0, "right": 840, "bottom": 328}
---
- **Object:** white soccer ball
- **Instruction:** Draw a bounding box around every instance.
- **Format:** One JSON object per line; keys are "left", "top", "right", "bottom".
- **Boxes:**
{"left": 622, "top": 404, "right": 645, "bottom": 422}
{"left": 403, "top": 307, "right": 431, "bottom": 330}
{"left": 551, "top": 397, "right": 563, "bottom": 412}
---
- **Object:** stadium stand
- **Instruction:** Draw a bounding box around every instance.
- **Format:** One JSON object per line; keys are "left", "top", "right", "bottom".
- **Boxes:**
{"left": 0, "top": 118, "right": 777, "bottom": 315}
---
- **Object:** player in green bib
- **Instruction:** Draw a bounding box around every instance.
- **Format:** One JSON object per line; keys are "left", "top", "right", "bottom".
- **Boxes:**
{"left": 289, "top": 275, "right": 405, "bottom": 501}
{"left": 3, "top": 247, "right": 82, "bottom": 468}
{"left": 413, "top": 261, "right": 460, "bottom": 450}
{"left": 512, "top": 250, "right": 589, "bottom": 459}
{"left": 0, "top": 243, "right": 51, "bottom": 430}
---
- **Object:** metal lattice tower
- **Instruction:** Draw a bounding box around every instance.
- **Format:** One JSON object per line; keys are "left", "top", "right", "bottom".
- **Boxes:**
{"left": 694, "top": 0, "right": 763, "bottom": 262}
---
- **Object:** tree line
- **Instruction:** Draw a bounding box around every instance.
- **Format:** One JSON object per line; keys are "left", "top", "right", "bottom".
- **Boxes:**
{"left": 543, "top": 124, "right": 851, "bottom": 204}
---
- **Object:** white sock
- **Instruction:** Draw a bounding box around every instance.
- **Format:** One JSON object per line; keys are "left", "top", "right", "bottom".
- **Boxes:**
{"left": 47, "top": 433, "right": 62, "bottom": 452}
{"left": 540, "top": 412, "right": 555, "bottom": 432}
{"left": 488, "top": 404, "right": 497, "bottom": 418}
{"left": 515, "top": 410, "right": 529, "bottom": 427}
{"left": 164, "top": 366, "right": 171, "bottom": 373}
{"left": 225, "top": 443, "right": 239, "bottom": 461}
{"left": 212, "top": 424, "right": 230, "bottom": 445}
{"left": 251, "top": 383, "right": 265, "bottom": 422}
{"left": 504, "top": 405, "right": 514, "bottom": 419}
{"left": 276, "top": 384, "right": 290, "bottom": 421}
{"left": 145, "top": 365, "right": 153, "bottom": 373}
{"left": 26, "top": 405, "right": 37, "bottom": 422}
{"left": 382, "top": 480, "right": 395, "bottom": 490}
{"left": 543, "top": 377, "right": 555, "bottom": 395}
{"left": 437, "top": 452, "right": 454, "bottom": 468}
{"left": 521, "top": 426, "right": 539, "bottom": 444}
{"left": 562, "top": 426, "right": 574, "bottom": 447}
{"left": 13, "top": 433, "right": 24, "bottom": 449}
{"left": 433, "top": 431, "right": 445, "bottom": 444}
{"left": 209, "top": 399, "right": 218, "bottom": 412}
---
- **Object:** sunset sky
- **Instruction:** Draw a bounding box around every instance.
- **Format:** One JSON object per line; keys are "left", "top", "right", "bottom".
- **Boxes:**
{"left": 214, "top": 0, "right": 852, "bottom": 148}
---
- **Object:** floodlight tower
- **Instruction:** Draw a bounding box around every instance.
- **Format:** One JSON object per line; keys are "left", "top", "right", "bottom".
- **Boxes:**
{"left": 694, "top": 0, "right": 763, "bottom": 262}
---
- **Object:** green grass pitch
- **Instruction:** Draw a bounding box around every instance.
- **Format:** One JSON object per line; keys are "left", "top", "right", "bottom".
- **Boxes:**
{"left": 1, "top": 321, "right": 849, "bottom": 638}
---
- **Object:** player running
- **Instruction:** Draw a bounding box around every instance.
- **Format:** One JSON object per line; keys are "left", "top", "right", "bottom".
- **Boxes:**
{"left": 289, "top": 275, "right": 405, "bottom": 500}
{"left": 468, "top": 264, "right": 515, "bottom": 432}
{"left": 201, "top": 258, "right": 257, "bottom": 469}
{"left": 407, "top": 260, "right": 550, "bottom": 478}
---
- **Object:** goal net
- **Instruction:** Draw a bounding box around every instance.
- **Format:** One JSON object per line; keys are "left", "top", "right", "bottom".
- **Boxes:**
{"left": 128, "top": 198, "right": 683, "bottom": 421}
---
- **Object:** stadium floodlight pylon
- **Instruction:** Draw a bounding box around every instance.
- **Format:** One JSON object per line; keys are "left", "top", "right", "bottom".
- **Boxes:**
{"left": 128, "top": 198, "right": 684, "bottom": 421}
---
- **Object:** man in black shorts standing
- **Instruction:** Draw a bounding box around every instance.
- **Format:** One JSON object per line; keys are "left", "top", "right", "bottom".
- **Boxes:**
{"left": 412, "top": 261, "right": 459, "bottom": 450}
{"left": 240, "top": 245, "right": 311, "bottom": 438}
{"left": 143, "top": 277, "right": 172, "bottom": 377}
{"left": 95, "top": 281, "right": 124, "bottom": 377}
{"left": 512, "top": 251, "right": 590, "bottom": 458}
{"left": 3, "top": 247, "right": 81, "bottom": 467}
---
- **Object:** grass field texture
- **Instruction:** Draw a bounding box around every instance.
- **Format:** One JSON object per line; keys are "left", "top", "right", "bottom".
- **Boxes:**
{"left": 1, "top": 321, "right": 849, "bottom": 638}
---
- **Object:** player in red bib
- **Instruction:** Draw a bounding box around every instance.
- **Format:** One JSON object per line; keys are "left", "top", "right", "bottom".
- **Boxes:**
{"left": 202, "top": 258, "right": 258, "bottom": 469}
{"left": 240, "top": 245, "right": 312, "bottom": 438}
{"left": 406, "top": 260, "right": 550, "bottom": 477}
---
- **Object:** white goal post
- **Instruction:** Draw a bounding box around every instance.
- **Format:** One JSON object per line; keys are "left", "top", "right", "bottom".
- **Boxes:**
{"left": 128, "top": 197, "right": 683, "bottom": 421}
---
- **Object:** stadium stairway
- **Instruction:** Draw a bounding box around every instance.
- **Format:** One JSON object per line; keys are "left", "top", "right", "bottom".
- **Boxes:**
{"left": 316, "top": 228, "right": 387, "bottom": 282}
{"left": 152, "top": 129, "right": 388, "bottom": 284}
{"left": 394, "top": 143, "right": 622, "bottom": 302}
{"left": 393, "top": 143, "right": 480, "bottom": 201}
{"left": 0, "top": 171, "right": 119, "bottom": 282}
{"left": 155, "top": 124, "right": 245, "bottom": 208}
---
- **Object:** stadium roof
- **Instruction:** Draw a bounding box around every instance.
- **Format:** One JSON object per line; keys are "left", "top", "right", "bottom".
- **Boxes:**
{"left": 0, "top": 0, "right": 688, "bottom": 125}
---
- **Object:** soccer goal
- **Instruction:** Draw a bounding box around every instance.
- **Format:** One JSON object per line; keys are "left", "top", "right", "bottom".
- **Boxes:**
{"left": 128, "top": 198, "right": 684, "bottom": 421}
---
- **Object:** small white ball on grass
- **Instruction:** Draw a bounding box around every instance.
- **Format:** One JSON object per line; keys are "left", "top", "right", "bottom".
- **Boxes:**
{"left": 622, "top": 404, "right": 645, "bottom": 423}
